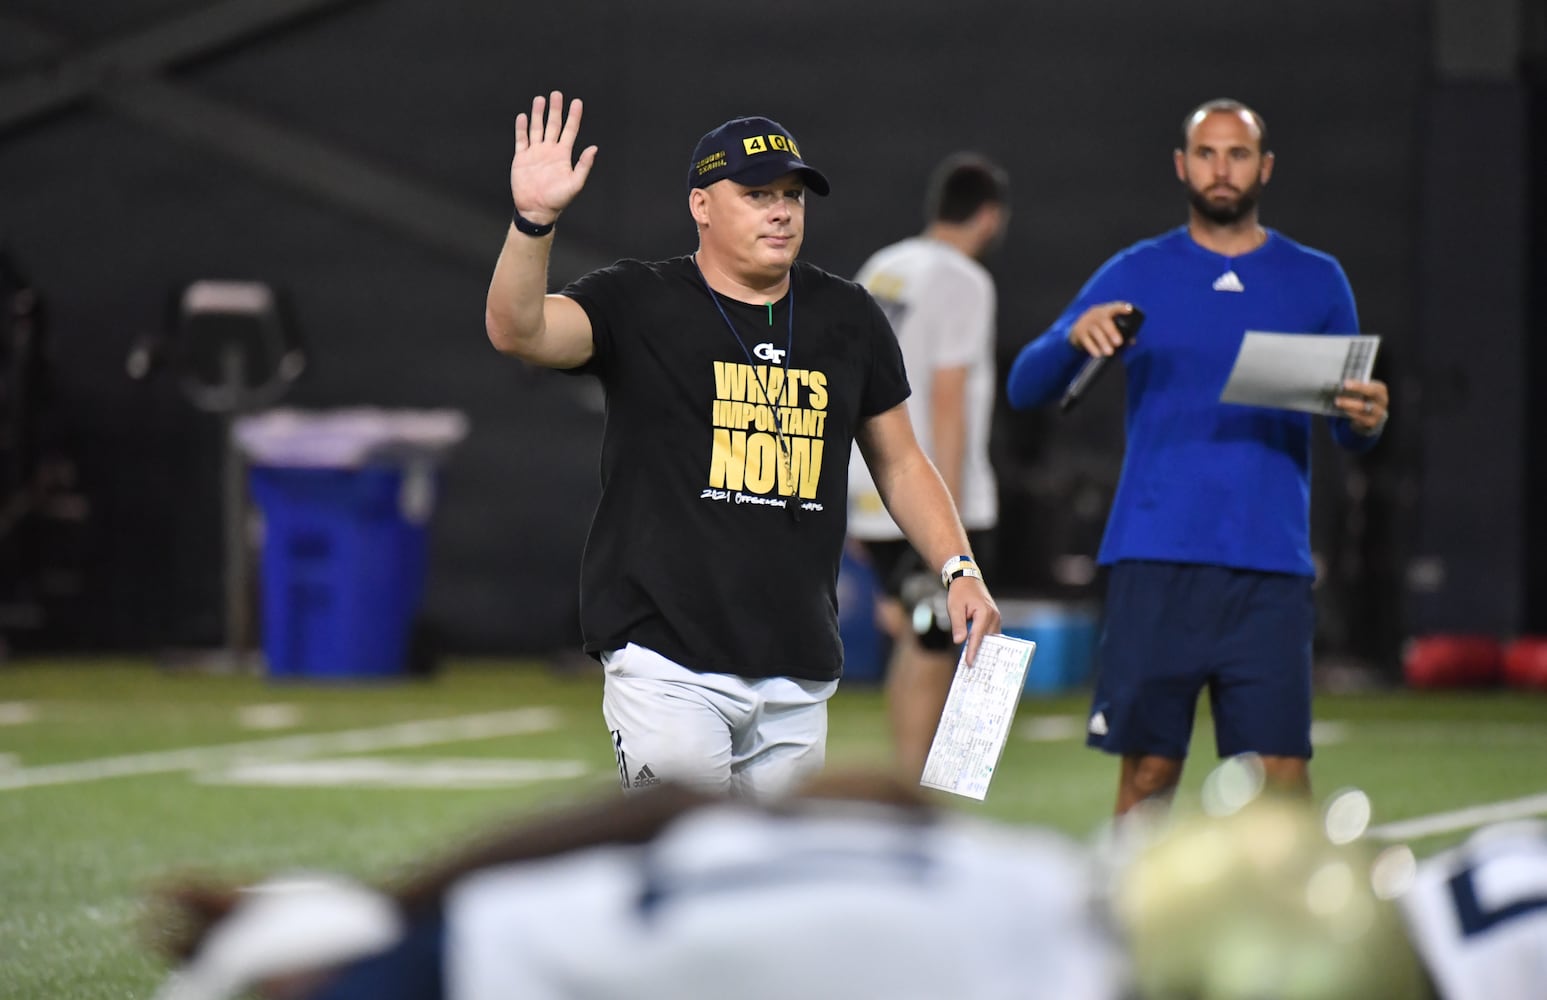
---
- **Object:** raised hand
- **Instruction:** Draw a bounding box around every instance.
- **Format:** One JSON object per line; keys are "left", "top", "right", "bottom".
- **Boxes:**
{"left": 511, "top": 91, "right": 598, "bottom": 227}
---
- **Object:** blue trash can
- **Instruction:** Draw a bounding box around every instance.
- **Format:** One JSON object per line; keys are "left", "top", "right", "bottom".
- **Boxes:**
{"left": 249, "top": 465, "right": 430, "bottom": 680}
{"left": 837, "top": 547, "right": 887, "bottom": 684}
{"left": 999, "top": 599, "right": 1100, "bottom": 696}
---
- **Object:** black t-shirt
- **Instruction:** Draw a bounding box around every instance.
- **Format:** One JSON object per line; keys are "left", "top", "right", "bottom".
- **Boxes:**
{"left": 561, "top": 255, "right": 909, "bottom": 681}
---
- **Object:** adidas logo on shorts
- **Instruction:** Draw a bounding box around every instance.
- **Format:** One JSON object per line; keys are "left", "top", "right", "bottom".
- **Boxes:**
{"left": 633, "top": 764, "right": 661, "bottom": 788}
{"left": 1088, "top": 711, "right": 1108, "bottom": 736}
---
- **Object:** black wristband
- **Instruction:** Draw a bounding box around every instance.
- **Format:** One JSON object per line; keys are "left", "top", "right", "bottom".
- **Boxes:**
{"left": 512, "top": 208, "right": 555, "bottom": 238}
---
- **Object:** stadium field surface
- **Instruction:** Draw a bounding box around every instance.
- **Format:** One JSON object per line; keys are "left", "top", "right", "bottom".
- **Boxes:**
{"left": 2, "top": 660, "right": 1543, "bottom": 999}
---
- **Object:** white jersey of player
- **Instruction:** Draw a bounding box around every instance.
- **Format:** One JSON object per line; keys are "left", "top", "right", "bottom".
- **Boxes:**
{"left": 1399, "top": 819, "right": 1547, "bottom": 1000}
{"left": 446, "top": 801, "right": 1123, "bottom": 1000}
{"left": 848, "top": 237, "right": 998, "bottom": 538}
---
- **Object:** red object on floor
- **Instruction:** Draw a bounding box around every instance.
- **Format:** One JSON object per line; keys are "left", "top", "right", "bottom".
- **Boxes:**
{"left": 1502, "top": 637, "right": 1547, "bottom": 689}
{"left": 1403, "top": 635, "right": 1503, "bottom": 688}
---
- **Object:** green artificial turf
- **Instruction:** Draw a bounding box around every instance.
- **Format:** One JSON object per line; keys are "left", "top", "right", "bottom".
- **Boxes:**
{"left": 1, "top": 660, "right": 1542, "bottom": 999}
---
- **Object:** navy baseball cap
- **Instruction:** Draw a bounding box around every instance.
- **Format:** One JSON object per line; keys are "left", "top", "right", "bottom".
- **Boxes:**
{"left": 686, "top": 116, "right": 830, "bottom": 196}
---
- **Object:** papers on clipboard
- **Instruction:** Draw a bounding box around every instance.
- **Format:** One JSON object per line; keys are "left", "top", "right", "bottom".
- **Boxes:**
{"left": 920, "top": 633, "right": 1036, "bottom": 800}
{"left": 1219, "top": 332, "right": 1380, "bottom": 416}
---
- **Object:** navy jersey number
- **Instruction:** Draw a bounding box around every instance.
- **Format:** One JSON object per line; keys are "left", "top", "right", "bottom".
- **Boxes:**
{"left": 1447, "top": 833, "right": 1547, "bottom": 936}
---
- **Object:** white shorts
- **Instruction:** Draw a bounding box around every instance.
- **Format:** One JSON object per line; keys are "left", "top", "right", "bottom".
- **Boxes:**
{"left": 601, "top": 643, "right": 837, "bottom": 800}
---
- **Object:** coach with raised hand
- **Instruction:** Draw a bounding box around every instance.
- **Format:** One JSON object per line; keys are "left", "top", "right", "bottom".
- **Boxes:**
{"left": 485, "top": 91, "right": 999, "bottom": 798}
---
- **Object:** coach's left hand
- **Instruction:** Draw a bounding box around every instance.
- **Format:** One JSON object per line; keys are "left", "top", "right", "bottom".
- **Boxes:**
{"left": 950, "top": 579, "right": 1001, "bottom": 666}
{"left": 1336, "top": 378, "right": 1389, "bottom": 435}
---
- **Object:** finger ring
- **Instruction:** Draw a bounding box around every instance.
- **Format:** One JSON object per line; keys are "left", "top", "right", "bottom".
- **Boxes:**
{"left": 1364, "top": 401, "right": 1374, "bottom": 414}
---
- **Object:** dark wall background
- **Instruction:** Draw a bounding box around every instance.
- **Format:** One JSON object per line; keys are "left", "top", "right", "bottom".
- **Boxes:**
{"left": 0, "top": 0, "right": 1537, "bottom": 666}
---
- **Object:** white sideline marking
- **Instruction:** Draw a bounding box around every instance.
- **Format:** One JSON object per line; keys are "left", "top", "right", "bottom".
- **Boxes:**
{"left": 1015, "top": 717, "right": 1350, "bottom": 744}
{"left": 1370, "top": 792, "right": 1547, "bottom": 842}
{"left": 0, "top": 702, "right": 38, "bottom": 726}
{"left": 1018, "top": 715, "right": 1085, "bottom": 742}
{"left": 0, "top": 708, "right": 562, "bottom": 791}
{"left": 237, "top": 703, "right": 304, "bottom": 730}
{"left": 200, "top": 756, "right": 587, "bottom": 789}
{"left": 1309, "top": 720, "right": 1349, "bottom": 744}
{"left": 1007, "top": 714, "right": 1542, "bottom": 842}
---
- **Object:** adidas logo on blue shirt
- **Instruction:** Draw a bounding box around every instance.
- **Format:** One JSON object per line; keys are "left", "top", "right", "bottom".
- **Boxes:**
{"left": 1212, "top": 270, "right": 1245, "bottom": 292}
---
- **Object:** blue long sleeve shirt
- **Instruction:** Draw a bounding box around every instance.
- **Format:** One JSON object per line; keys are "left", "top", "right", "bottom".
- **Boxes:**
{"left": 1006, "top": 227, "right": 1379, "bottom": 577}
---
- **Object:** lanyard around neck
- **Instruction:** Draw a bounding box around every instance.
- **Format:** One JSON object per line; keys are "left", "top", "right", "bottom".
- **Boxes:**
{"left": 693, "top": 257, "right": 801, "bottom": 522}
{"left": 693, "top": 258, "right": 795, "bottom": 385}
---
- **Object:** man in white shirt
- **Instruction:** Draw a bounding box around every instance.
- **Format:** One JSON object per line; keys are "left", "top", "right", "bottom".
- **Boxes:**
{"left": 847, "top": 154, "right": 1010, "bottom": 779}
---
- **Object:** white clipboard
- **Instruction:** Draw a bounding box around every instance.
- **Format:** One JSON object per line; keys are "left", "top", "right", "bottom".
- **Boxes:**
{"left": 919, "top": 633, "right": 1036, "bottom": 800}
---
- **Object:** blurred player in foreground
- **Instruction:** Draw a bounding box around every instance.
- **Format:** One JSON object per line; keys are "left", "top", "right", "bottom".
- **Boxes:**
{"left": 1397, "top": 818, "right": 1547, "bottom": 1000}
{"left": 149, "top": 772, "right": 1123, "bottom": 1000}
{"left": 1114, "top": 759, "right": 1547, "bottom": 1000}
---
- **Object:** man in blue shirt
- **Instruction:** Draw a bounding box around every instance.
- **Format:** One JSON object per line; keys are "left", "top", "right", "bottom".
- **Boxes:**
{"left": 1005, "top": 99, "right": 1390, "bottom": 815}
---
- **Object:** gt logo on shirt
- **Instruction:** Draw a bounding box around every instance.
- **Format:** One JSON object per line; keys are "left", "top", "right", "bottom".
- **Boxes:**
{"left": 753, "top": 342, "right": 786, "bottom": 364}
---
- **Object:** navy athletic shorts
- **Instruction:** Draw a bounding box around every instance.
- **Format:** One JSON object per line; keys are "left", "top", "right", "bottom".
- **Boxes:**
{"left": 1085, "top": 560, "right": 1315, "bottom": 760}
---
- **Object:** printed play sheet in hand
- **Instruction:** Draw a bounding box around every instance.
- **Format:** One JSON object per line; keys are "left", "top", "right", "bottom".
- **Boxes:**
{"left": 1219, "top": 331, "right": 1381, "bottom": 415}
{"left": 920, "top": 634, "right": 1037, "bottom": 800}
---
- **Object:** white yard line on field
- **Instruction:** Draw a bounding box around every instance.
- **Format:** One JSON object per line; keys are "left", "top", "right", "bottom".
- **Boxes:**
{"left": 1014, "top": 716, "right": 1352, "bottom": 744}
{"left": 200, "top": 756, "right": 588, "bottom": 789}
{"left": 1009, "top": 714, "right": 1546, "bottom": 842}
{"left": 0, "top": 708, "right": 562, "bottom": 791}
{"left": 1369, "top": 791, "right": 1547, "bottom": 841}
{"left": 0, "top": 702, "right": 39, "bottom": 725}
{"left": 236, "top": 703, "right": 305, "bottom": 730}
